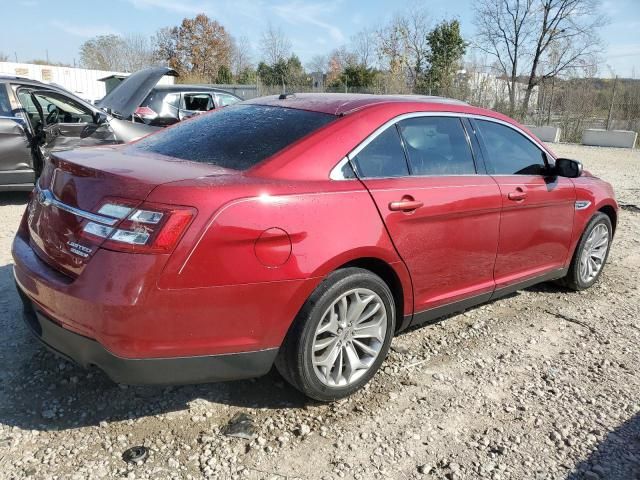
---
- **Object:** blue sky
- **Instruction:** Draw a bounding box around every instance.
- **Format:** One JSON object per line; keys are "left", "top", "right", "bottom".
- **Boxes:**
{"left": 2, "top": 0, "right": 639, "bottom": 77}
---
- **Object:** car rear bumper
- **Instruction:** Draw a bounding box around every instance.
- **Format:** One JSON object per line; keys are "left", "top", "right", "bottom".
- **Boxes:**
{"left": 17, "top": 284, "right": 278, "bottom": 385}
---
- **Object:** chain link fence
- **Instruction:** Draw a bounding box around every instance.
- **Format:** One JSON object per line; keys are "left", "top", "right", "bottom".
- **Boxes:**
{"left": 214, "top": 75, "right": 640, "bottom": 147}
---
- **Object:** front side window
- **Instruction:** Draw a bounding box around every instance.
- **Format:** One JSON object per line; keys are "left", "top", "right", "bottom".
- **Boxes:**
{"left": 217, "top": 93, "right": 240, "bottom": 107}
{"left": 134, "top": 104, "right": 335, "bottom": 170}
{"left": 476, "top": 120, "right": 546, "bottom": 175}
{"left": 397, "top": 117, "right": 476, "bottom": 175}
{"left": 32, "top": 91, "right": 94, "bottom": 124}
{"left": 351, "top": 126, "right": 409, "bottom": 178}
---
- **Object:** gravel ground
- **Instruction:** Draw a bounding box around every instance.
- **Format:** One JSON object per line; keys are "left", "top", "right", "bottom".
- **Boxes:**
{"left": 0, "top": 144, "right": 638, "bottom": 480}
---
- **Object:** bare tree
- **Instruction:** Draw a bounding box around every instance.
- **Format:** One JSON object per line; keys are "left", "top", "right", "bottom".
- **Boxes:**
{"left": 474, "top": 0, "right": 534, "bottom": 114}
{"left": 120, "top": 34, "right": 156, "bottom": 72}
{"left": 351, "top": 28, "right": 376, "bottom": 68}
{"left": 474, "top": 0, "right": 606, "bottom": 116}
{"left": 260, "top": 24, "right": 292, "bottom": 65}
{"left": 231, "top": 35, "right": 253, "bottom": 77}
{"left": 520, "top": 0, "right": 605, "bottom": 114}
{"left": 397, "top": 5, "right": 431, "bottom": 88}
{"left": 307, "top": 54, "right": 328, "bottom": 74}
{"left": 0, "top": 52, "right": 8, "bottom": 62}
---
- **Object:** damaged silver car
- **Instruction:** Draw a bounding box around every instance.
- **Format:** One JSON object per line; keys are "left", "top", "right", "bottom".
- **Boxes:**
{"left": 0, "top": 67, "right": 177, "bottom": 191}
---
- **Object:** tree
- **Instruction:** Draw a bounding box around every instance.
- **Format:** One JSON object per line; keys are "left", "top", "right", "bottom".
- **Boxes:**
{"left": 260, "top": 24, "right": 292, "bottom": 65}
{"left": 154, "top": 14, "right": 232, "bottom": 82}
{"left": 474, "top": 0, "right": 606, "bottom": 116}
{"left": 177, "top": 14, "right": 231, "bottom": 80}
{"left": 80, "top": 34, "right": 126, "bottom": 71}
{"left": 425, "top": 20, "right": 467, "bottom": 95}
{"left": 352, "top": 28, "right": 376, "bottom": 69}
{"left": 231, "top": 35, "right": 253, "bottom": 79}
{"left": 335, "top": 65, "right": 377, "bottom": 89}
{"left": 307, "top": 54, "right": 328, "bottom": 74}
{"left": 375, "top": 5, "right": 431, "bottom": 92}
{"left": 80, "top": 34, "right": 156, "bottom": 72}
{"left": 257, "top": 54, "right": 307, "bottom": 91}
{"left": 0, "top": 52, "right": 9, "bottom": 62}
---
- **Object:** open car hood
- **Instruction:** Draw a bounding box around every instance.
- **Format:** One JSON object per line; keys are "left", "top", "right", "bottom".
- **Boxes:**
{"left": 97, "top": 67, "right": 178, "bottom": 119}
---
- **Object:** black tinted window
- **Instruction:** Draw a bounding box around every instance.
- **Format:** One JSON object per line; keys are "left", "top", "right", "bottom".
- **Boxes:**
{"left": 397, "top": 117, "right": 475, "bottom": 175}
{"left": 476, "top": 120, "right": 546, "bottom": 175}
{"left": 352, "top": 126, "right": 409, "bottom": 178}
{"left": 134, "top": 105, "right": 335, "bottom": 170}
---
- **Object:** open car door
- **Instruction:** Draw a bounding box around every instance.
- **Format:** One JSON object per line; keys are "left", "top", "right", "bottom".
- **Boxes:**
{"left": 28, "top": 90, "right": 117, "bottom": 153}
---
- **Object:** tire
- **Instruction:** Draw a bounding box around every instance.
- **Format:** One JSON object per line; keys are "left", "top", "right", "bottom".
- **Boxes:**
{"left": 276, "top": 267, "right": 396, "bottom": 401}
{"left": 559, "top": 212, "right": 613, "bottom": 291}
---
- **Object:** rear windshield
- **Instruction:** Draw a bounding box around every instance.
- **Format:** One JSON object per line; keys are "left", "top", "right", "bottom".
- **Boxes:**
{"left": 133, "top": 104, "right": 335, "bottom": 170}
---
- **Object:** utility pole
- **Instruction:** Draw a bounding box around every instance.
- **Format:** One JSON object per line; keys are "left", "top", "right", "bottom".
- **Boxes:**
{"left": 606, "top": 75, "right": 618, "bottom": 130}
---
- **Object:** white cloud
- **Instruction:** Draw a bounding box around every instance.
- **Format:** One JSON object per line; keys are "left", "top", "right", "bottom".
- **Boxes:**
{"left": 50, "top": 20, "right": 121, "bottom": 38}
{"left": 272, "top": 1, "right": 345, "bottom": 43}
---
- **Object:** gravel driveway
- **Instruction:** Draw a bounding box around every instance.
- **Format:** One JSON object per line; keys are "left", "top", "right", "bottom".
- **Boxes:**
{"left": 0, "top": 144, "right": 638, "bottom": 480}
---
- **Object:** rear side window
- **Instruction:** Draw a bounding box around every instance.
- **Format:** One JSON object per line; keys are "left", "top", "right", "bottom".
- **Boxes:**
{"left": 183, "top": 93, "right": 214, "bottom": 111}
{"left": 352, "top": 126, "right": 409, "bottom": 178}
{"left": 476, "top": 120, "right": 546, "bottom": 175}
{"left": 134, "top": 104, "right": 335, "bottom": 170}
{"left": 397, "top": 117, "right": 476, "bottom": 175}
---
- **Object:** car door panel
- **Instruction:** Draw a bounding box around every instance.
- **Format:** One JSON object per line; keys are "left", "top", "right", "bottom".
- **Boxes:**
{"left": 492, "top": 175, "right": 575, "bottom": 286}
{"left": 472, "top": 118, "right": 576, "bottom": 288}
{"left": 0, "top": 117, "right": 34, "bottom": 172}
{"left": 362, "top": 176, "right": 502, "bottom": 312}
{"left": 351, "top": 117, "right": 502, "bottom": 318}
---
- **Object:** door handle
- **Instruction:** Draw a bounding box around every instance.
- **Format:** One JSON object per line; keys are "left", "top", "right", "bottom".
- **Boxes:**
{"left": 507, "top": 188, "right": 527, "bottom": 201}
{"left": 389, "top": 197, "right": 424, "bottom": 212}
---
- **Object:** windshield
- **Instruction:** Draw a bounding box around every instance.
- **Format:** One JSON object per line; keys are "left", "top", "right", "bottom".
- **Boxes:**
{"left": 133, "top": 104, "right": 336, "bottom": 170}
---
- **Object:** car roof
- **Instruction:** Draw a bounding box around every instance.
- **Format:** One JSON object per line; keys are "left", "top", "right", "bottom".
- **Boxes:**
{"left": 245, "top": 93, "right": 476, "bottom": 116}
{"left": 0, "top": 76, "right": 50, "bottom": 87}
{"left": 151, "top": 84, "right": 241, "bottom": 96}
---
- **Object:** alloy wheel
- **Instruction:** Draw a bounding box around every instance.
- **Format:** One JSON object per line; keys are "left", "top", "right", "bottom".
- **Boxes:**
{"left": 311, "top": 288, "right": 387, "bottom": 387}
{"left": 579, "top": 223, "right": 610, "bottom": 283}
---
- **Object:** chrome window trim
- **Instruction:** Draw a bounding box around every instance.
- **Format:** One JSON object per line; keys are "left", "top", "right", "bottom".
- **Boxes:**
{"left": 35, "top": 183, "right": 119, "bottom": 226}
{"left": 329, "top": 111, "right": 555, "bottom": 180}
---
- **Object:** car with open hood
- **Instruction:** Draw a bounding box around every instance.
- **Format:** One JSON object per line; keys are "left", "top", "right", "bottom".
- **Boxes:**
{"left": 12, "top": 93, "right": 618, "bottom": 401}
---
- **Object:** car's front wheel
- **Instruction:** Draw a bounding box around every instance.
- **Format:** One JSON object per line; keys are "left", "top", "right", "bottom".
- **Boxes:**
{"left": 276, "top": 267, "right": 396, "bottom": 401}
{"left": 561, "top": 212, "right": 613, "bottom": 290}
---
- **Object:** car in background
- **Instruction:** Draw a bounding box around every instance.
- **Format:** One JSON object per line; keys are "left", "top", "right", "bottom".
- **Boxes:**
{"left": 133, "top": 85, "right": 242, "bottom": 126}
{"left": 12, "top": 93, "right": 618, "bottom": 401}
{"left": 0, "top": 67, "right": 242, "bottom": 191}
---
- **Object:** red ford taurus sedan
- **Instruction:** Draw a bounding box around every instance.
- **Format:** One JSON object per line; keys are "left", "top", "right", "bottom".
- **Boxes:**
{"left": 12, "top": 93, "right": 617, "bottom": 400}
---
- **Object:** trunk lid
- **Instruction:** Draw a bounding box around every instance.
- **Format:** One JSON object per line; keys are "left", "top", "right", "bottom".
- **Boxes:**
{"left": 28, "top": 145, "right": 231, "bottom": 277}
{"left": 97, "top": 67, "right": 178, "bottom": 120}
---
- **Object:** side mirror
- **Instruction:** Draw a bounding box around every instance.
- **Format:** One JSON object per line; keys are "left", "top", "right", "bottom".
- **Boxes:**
{"left": 93, "top": 111, "right": 108, "bottom": 125}
{"left": 554, "top": 158, "right": 583, "bottom": 178}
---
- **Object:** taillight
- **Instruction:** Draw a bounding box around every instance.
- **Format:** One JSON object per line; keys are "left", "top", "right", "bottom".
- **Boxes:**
{"left": 134, "top": 106, "right": 157, "bottom": 119}
{"left": 82, "top": 200, "right": 195, "bottom": 254}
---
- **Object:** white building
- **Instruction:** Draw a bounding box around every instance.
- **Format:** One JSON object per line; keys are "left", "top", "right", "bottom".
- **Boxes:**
{"left": 0, "top": 62, "right": 174, "bottom": 103}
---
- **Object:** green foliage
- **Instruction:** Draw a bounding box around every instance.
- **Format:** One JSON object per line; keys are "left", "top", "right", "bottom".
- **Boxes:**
{"left": 216, "top": 64, "right": 232, "bottom": 84}
{"left": 423, "top": 20, "right": 467, "bottom": 94}
{"left": 257, "top": 54, "right": 308, "bottom": 89}
{"left": 331, "top": 64, "right": 376, "bottom": 89}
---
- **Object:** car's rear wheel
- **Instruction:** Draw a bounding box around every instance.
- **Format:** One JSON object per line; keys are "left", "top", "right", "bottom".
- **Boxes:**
{"left": 560, "top": 212, "right": 612, "bottom": 290}
{"left": 276, "top": 267, "right": 395, "bottom": 401}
